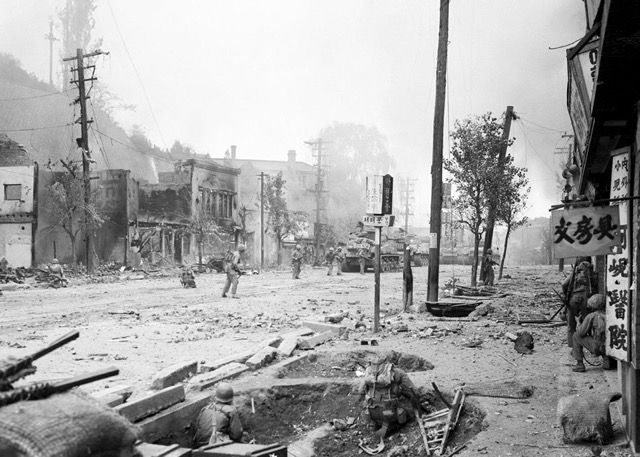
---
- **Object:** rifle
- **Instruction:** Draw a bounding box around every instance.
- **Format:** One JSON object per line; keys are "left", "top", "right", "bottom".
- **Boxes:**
{"left": 0, "top": 367, "right": 119, "bottom": 408}
{"left": 0, "top": 330, "right": 79, "bottom": 390}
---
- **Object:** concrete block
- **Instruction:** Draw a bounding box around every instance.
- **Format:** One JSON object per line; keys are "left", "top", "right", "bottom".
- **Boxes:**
{"left": 409, "top": 303, "right": 426, "bottom": 313}
{"left": 279, "top": 327, "right": 314, "bottom": 339}
{"left": 139, "top": 392, "right": 211, "bottom": 443}
{"left": 277, "top": 336, "right": 299, "bottom": 357}
{"left": 91, "top": 384, "right": 134, "bottom": 405}
{"left": 199, "top": 336, "right": 283, "bottom": 373}
{"left": 302, "top": 321, "right": 346, "bottom": 337}
{"left": 246, "top": 347, "right": 278, "bottom": 370}
{"left": 115, "top": 385, "right": 185, "bottom": 423}
{"left": 150, "top": 360, "right": 198, "bottom": 390}
{"left": 189, "top": 362, "right": 249, "bottom": 391}
{"left": 298, "top": 330, "right": 334, "bottom": 349}
{"left": 94, "top": 393, "right": 126, "bottom": 407}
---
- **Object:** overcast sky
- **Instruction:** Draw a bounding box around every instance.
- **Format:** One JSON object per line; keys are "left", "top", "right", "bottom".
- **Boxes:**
{"left": 1, "top": 0, "right": 586, "bottom": 220}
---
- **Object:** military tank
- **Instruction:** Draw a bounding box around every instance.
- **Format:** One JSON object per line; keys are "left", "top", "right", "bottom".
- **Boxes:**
{"left": 342, "top": 228, "right": 404, "bottom": 272}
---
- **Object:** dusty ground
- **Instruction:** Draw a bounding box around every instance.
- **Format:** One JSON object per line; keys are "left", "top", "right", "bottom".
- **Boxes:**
{"left": 0, "top": 264, "right": 633, "bottom": 456}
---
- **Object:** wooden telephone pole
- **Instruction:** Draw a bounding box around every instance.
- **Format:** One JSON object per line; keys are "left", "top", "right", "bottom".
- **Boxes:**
{"left": 44, "top": 21, "right": 57, "bottom": 87}
{"left": 480, "top": 105, "right": 516, "bottom": 281}
{"left": 427, "top": 0, "right": 450, "bottom": 303}
{"left": 62, "top": 48, "right": 107, "bottom": 274}
{"left": 305, "top": 139, "right": 328, "bottom": 265}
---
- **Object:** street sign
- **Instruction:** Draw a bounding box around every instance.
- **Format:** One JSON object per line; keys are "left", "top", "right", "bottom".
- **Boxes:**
{"left": 363, "top": 215, "right": 395, "bottom": 227}
{"left": 366, "top": 174, "right": 393, "bottom": 215}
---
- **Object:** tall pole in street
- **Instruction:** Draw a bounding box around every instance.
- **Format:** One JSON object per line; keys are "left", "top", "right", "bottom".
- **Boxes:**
{"left": 259, "top": 172, "right": 266, "bottom": 269}
{"left": 305, "top": 139, "right": 328, "bottom": 265}
{"left": 63, "top": 48, "right": 106, "bottom": 274}
{"left": 427, "top": 0, "right": 450, "bottom": 303}
{"left": 480, "top": 105, "right": 517, "bottom": 281}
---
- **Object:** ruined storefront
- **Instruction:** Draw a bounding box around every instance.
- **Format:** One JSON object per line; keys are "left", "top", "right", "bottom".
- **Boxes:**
{"left": 561, "top": 0, "right": 640, "bottom": 450}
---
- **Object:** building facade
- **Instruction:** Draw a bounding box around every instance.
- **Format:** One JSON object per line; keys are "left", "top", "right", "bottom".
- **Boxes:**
{"left": 562, "top": 1, "right": 640, "bottom": 450}
{"left": 0, "top": 134, "right": 36, "bottom": 268}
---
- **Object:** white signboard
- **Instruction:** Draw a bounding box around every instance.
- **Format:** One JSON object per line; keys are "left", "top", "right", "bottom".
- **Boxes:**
{"left": 551, "top": 205, "right": 621, "bottom": 258}
{"left": 606, "top": 149, "right": 630, "bottom": 362}
{"left": 366, "top": 175, "right": 383, "bottom": 214}
{"left": 362, "top": 215, "right": 394, "bottom": 227}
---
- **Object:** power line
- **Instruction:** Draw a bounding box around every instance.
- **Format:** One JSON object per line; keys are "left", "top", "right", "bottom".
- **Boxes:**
{"left": 514, "top": 120, "right": 557, "bottom": 174}
{"left": 106, "top": 0, "right": 172, "bottom": 159}
{"left": 92, "top": 127, "right": 174, "bottom": 165}
{"left": 0, "top": 123, "right": 74, "bottom": 133}
{"left": 518, "top": 116, "right": 567, "bottom": 134}
{"left": 0, "top": 89, "right": 73, "bottom": 102}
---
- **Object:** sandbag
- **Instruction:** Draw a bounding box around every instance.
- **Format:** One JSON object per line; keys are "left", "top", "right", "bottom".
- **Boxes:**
{"left": 0, "top": 390, "right": 139, "bottom": 457}
{"left": 557, "top": 391, "right": 622, "bottom": 444}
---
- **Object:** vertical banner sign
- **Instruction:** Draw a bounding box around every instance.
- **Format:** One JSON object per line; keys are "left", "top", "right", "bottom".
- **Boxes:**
{"left": 366, "top": 176, "right": 383, "bottom": 214}
{"left": 381, "top": 174, "right": 393, "bottom": 215}
{"left": 607, "top": 149, "right": 631, "bottom": 362}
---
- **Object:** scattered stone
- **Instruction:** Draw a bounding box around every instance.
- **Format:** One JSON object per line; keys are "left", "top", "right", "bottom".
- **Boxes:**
{"left": 188, "top": 362, "right": 249, "bottom": 391}
{"left": 150, "top": 360, "right": 198, "bottom": 390}
{"left": 298, "top": 330, "right": 334, "bottom": 349}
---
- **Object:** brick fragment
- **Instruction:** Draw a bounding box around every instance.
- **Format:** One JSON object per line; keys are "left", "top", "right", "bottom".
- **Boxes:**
{"left": 298, "top": 330, "right": 334, "bottom": 349}
{"left": 277, "top": 337, "right": 299, "bottom": 357}
{"left": 302, "top": 321, "right": 346, "bottom": 337}
{"left": 245, "top": 347, "right": 278, "bottom": 370}
{"left": 150, "top": 360, "right": 198, "bottom": 390}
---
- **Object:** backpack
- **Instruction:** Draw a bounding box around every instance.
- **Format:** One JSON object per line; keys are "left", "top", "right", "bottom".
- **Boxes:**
{"left": 592, "top": 312, "right": 606, "bottom": 343}
{"left": 223, "top": 251, "right": 234, "bottom": 264}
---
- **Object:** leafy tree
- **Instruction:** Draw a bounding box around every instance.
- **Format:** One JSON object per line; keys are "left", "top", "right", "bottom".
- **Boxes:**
{"left": 496, "top": 170, "right": 530, "bottom": 279}
{"left": 444, "top": 113, "right": 513, "bottom": 286}
{"left": 317, "top": 122, "right": 395, "bottom": 244}
{"left": 58, "top": 0, "right": 100, "bottom": 89}
{"left": 264, "top": 172, "right": 307, "bottom": 265}
{"left": 46, "top": 166, "right": 105, "bottom": 273}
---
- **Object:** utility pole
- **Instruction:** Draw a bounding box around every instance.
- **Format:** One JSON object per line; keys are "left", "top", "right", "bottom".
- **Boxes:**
{"left": 258, "top": 172, "right": 266, "bottom": 269}
{"left": 63, "top": 48, "right": 107, "bottom": 274}
{"left": 480, "top": 105, "right": 517, "bottom": 281}
{"left": 44, "top": 21, "right": 57, "bottom": 87}
{"left": 305, "top": 139, "right": 328, "bottom": 265}
{"left": 427, "top": 0, "right": 450, "bottom": 303}
{"left": 400, "top": 177, "right": 416, "bottom": 233}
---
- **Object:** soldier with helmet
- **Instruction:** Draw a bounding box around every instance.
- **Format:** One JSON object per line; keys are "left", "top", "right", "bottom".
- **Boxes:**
{"left": 194, "top": 382, "right": 244, "bottom": 446}
{"left": 47, "top": 258, "right": 67, "bottom": 288}
{"left": 571, "top": 293, "right": 613, "bottom": 372}
{"left": 481, "top": 248, "right": 498, "bottom": 286}
{"left": 335, "top": 247, "right": 345, "bottom": 276}
{"left": 222, "top": 244, "right": 245, "bottom": 299}
{"left": 325, "top": 247, "right": 336, "bottom": 276}
{"left": 291, "top": 244, "right": 303, "bottom": 279}
{"left": 357, "top": 352, "right": 425, "bottom": 439}
{"left": 562, "top": 256, "right": 598, "bottom": 348}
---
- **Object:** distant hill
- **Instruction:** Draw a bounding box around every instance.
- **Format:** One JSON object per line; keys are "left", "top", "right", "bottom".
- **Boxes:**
{"left": 0, "top": 53, "right": 159, "bottom": 183}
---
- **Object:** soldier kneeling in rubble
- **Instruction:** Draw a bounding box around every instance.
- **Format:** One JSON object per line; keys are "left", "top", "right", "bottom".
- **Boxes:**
{"left": 180, "top": 264, "right": 196, "bottom": 288}
{"left": 357, "top": 352, "right": 425, "bottom": 438}
{"left": 194, "top": 382, "right": 244, "bottom": 447}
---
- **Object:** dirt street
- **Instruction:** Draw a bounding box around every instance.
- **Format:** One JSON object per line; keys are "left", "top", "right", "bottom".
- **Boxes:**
{"left": 0, "top": 264, "right": 631, "bottom": 456}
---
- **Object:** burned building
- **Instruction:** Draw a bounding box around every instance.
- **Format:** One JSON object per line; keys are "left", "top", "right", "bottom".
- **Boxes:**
{"left": 138, "top": 158, "right": 241, "bottom": 267}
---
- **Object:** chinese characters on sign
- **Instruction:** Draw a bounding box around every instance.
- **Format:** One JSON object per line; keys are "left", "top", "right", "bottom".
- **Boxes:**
{"left": 606, "top": 149, "right": 630, "bottom": 362}
{"left": 362, "top": 215, "right": 395, "bottom": 227}
{"left": 551, "top": 206, "right": 621, "bottom": 259}
{"left": 365, "top": 175, "right": 393, "bottom": 215}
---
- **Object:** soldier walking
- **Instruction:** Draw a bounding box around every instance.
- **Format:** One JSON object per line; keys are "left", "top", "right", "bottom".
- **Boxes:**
{"left": 357, "top": 247, "right": 368, "bottom": 274}
{"left": 291, "top": 244, "right": 303, "bottom": 279}
{"left": 335, "top": 247, "right": 345, "bottom": 276}
{"left": 325, "top": 247, "right": 336, "bottom": 276}
{"left": 222, "top": 244, "right": 245, "bottom": 299}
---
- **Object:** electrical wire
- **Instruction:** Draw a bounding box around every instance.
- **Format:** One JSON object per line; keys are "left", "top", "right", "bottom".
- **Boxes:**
{"left": 0, "top": 123, "right": 75, "bottom": 133}
{"left": 0, "top": 89, "right": 73, "bottom": 102}
{"left": 513, "top": 120, "right": 557, "bottom": 174}
{"left": 91, "top": 128, "right": 174, "bottom": 165}
{"left": 518, "top": 116, "right": 567, "bottom": 134}
{"left": 106, "top": 0, "right": 172, "bottom": 159}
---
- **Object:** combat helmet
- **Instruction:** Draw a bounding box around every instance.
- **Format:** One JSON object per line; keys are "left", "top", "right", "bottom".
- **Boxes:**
{"left": 215, "top": 382, "right": 234, "bottom": 404}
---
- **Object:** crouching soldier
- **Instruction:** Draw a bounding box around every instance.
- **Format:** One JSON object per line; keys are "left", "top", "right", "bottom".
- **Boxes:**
{"left": 357, "top": 352, "right": 424, "bottom": 438}
{"left": 572, "top": 294, "right": 615, "bottom": 372}
{"left": 47, "top": 258, "right": 67, "bottom": 288}
{"left": 194, "top": 382, "right": 244, "bottom": 447}
{"left": 180, "top": 265, "right": 196, "bottom": 288}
